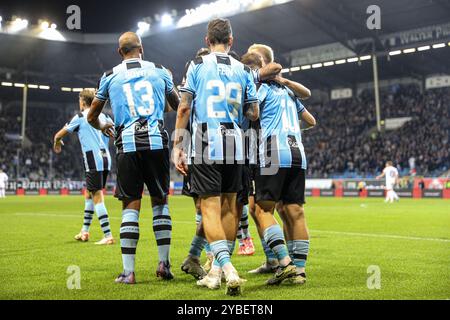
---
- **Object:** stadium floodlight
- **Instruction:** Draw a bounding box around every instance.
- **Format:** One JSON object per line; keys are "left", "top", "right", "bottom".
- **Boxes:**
{"left": 160, "top": 13, "right": 173, "bottom": 27}
{"left": 14, "top": 83, "right": 25, "bottom": 88}
{"left": 335, "top": 59, "right": 346, "bottom": 65}
{"left": 1, "top": 82, "right": 13, "bottom": 87}
{"left": 417, "top": 45, "right": 430, "bottom": 51}
{"left": 290, "top": 66, "right": 300, "bottom": 72}
{"left": 39, "top": 85, "right": 50, "bottom": 90}
{"left": 61, "top": 87, "right": 72, "bottom": 92}
{"left": 403, "top": 48, "right": 416, "bottom": 54}
{"left": 40, "top": 21, "right": 50, "bottom": 29}
{"left": 280, "top": 68, "right": 290, "bottom": 74}
{"left": 359, "top": 55, "right": 372, "bottom": 60}
{"left": 38, "top": 21, "right": 65, "bottom": 41}
{"left": 136, "top": 21, "right": 150, "bottom": 36}
{"left": 323, "top": 61, "right": 334, "bottom": 67}
{"left": 301, "top": 65, "right": 311, "bottom": 70}
{"left": 27, "top": 84, "right": 39, "bottom": 89}
{"left": 432, "top": 43, "right": 445, "bottom": 49}
{"left": 347, "top": 57, "right": 359, "bottom": 63}
{"left": 312, "top": 63, "right": 323, "bottom": 68}
{"left": 389, "top": 50, "right": 402, "bottom": 56}
{"left": 72, "top": 88, "right": 83, "bottom": 92}
{"left": 9, "top": 17, "right": 28, "bottom": 33}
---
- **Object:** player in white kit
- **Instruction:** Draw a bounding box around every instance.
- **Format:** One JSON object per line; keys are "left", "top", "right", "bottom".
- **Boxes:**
{"left": 0, "top": 169, "right": 8, "bottom": 198}
{"left": 376, "top": 161, "right": 399, "bottom": 203}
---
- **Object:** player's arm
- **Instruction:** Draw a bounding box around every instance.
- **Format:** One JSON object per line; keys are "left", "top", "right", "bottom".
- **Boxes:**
{"left": 88, "top": 98, "right": 114, "bottom": 138}
{"left": 165, "top": 88, "right": 181, "bottom": 112}
{"left": 244, "top": 102, "right": 259, "bottom": 121}
{"left": 376, "top": 171, "right": 385, "bottom": 180}
{"left": 275, "top": 75, "right": 311, "bottom": 100}
{"left": 172, "top": 92, "right": 193, "bottom": 176}
{"left": 258, "top": 62, "right": 282, "bottom": 81}
{"left": 53, "top": 127, "right": 69, "bottom": 154}
{"left": 300, "top": 109, "right": 316, "bottom": 130}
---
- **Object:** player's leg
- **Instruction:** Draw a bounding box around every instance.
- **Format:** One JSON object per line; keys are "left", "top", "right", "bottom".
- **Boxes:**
{"left": 74, "top": 190, "right": 94, "bottom": 241}
{"left": 114, "top": 152, "right": 144, "bottom": 284}
{"left": 0, "top": 188, "right": 4, "bottom": 198}
{"left": 248, "top": 194, "right": 279, "bottom": 273}
{"left": 90, "top": 171, "right": 114, "bottom": 245}
{"left": 254, "top": 168, "right": 296, "bottom": 285}
{"left": 145, "top": 149, "right": 174, "bottom": 280}
{"left": 277, "top": 201, "right": 294, "bottom": 260}
{"left": 282, "top": 168, "right": 309, "bottom": 284}
{"left": 393, "top": 189, "right": 399, "bottom": 201}
{"left": 182, "top": 196, "right": 208, "bottom": 279}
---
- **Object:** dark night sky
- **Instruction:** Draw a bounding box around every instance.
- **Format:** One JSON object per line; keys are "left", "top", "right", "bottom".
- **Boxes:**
{"left": 0, "top": 0, "right": 204, "bottom": 33}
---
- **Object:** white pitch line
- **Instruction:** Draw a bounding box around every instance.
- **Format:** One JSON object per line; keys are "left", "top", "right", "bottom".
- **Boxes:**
{"left": 13, "top": 212, "right": 450, "bottom": 243}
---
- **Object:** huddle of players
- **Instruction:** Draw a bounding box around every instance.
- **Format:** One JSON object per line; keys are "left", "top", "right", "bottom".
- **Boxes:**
{"left": 54, "top": 18, "right": 316, "bottom": 295}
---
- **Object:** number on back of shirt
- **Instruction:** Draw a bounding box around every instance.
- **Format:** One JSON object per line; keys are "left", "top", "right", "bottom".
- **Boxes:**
{"left": 206, "top": 80, "right": 242, "bottom": 119}
{"left": 123, "top": 80, "right": 155, "bottom": 117}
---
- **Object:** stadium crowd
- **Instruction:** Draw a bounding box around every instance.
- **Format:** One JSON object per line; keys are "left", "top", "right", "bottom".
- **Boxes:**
{"left": 0, "top": 84, "right": 449, "bottom": 181}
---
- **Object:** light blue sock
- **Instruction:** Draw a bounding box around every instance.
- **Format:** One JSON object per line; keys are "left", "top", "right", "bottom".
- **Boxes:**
{"left": 293, "top": 240, "right": 310, "bottom": 268}
{"left": 195, "top": 210, "right": 202, "bottom": 225}
{"left": 227, "top": 240, "right": 236, "bottom": 256}
{"left": 152, "top": 204, "right": 172, "bottom": 263}
{"left": 261, "top": 238, "right": 277, "bottom": 261}
{"left": 263, "top": 224, "right": 289, "bottom": 263}
{"left": 287, "top": 240, "right": 294, "bottom": 260}
{"left": 82, "top": 199, "right": 94, "bottom": 232}
{"left": 120, "top": 209, "right": 140, "bottom": 274}
{"left": 205, "top": 242, "right": 212, "bottom": 254}
{"left": 210, "top": 240, "right": 231, "bottom": 267}
{"left": 240, "top": 205, "right": 251, "bottom": 239}
{"left": 94, "top": 202, "right": 111, "bottom": 237}
{"left": 189, "top": 235, "right": 207, "bottom": 259}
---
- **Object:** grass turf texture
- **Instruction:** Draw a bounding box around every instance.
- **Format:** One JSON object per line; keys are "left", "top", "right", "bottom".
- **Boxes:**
{"left": 0, "top": 196, "right": 449, "bottom": 300}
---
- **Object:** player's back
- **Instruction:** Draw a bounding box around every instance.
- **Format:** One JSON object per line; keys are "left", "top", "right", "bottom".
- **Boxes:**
{"left": 65, "top": 110, "right": 111, "bottom": 172}
{"left": 182, "top": 52, "right": 257, "bottom": 162}
{"left": 384, "top": 166, "right": 398, "bottom": 185}
{"left": 257, "top": 81, "right": 306, "bottom": 169}
{"left": 96, "top": 58, "right": 174, "bottom": 153}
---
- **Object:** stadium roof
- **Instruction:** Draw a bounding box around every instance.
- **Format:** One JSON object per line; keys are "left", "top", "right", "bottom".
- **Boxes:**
{"left": 1, "top": 0, "right": 449, "bottom": 90}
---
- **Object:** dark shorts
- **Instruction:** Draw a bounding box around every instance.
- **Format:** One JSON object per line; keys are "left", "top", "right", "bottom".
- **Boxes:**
{"left": 181, "top": 167, "right": 198, "bottom": 198}
{"left": 85, "top": 170, "right": 109, "bottom": 193}
{"left": 255, "top": 167, "right": 306, "bottom": 204}
{"left": 115, "top": 149, "right": 170, "bottom": 201}
{"left": 191, "top": 163, "right": 243, "bottom": 197}
{"left": 237, "top": 165, "right": 252, "bottom": 205}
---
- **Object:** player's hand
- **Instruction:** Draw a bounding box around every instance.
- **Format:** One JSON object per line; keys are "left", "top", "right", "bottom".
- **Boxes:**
{"left": 172, "top": 147, "right": 188, "bottom": 176}
{"left": 53, "top": 140, "right": 64, "bottom": 154}
{"left": 101, "top": 122, "right": 115, "bottom": 138}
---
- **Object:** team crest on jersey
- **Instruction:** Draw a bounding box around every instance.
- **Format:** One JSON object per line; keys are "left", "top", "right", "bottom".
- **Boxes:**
{"left": 135, "top": 122, "right": 148, "bottom": 132}
{"left": 219, "top": 125, "right": 236, "bottom": 137}
{"left": 287, "top": 136, "right": 298, "bottom": 148}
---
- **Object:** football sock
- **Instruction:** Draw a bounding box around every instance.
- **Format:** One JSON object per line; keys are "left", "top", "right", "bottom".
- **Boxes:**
{"left": 82, "top": 199, "right": 94, "bottom": 232}
{"left": 188, "top": 235, "right": 207, "bottom": 259}
{"left": 120, "top": 209, "right": 140, "bottom": 274}
{"left": 227, "top": 240, "right": 236, "bottom": 256}
{"left": 210, "top": 240, "right": 231, "bottom": 268}
{"left": 264, "top": 224, "right": 290, "bottom": 266}
{"left": 287, "top": 240, "right": 294, "bottom": 260}
{"left": 293, "top": 240, "right": 309, "bottom": 271}
{"left": 94, "top": 202, "right": 112, "bottom": 237}
{"left": 152, "top": 204, "right": 172, "bottom": 263}
{"left": 241, "top": 205, "right": 251, "bottom": 239}
{"left": 261, "top": 238, "right": 277, "bottom": 262}
{"left": 195, "top": 210, "right": 202, "bottom": 225}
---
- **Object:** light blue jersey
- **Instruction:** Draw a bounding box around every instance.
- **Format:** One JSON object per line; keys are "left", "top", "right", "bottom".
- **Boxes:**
{"left": 65, "top": 110, "right": 112, "bottom": 172}
{"left": 257, "top": 81, "right": 307, "bottom": 169}
{"left": 180, "top": 52, "right": 258, "bottom": 163}
{"left": 95, "top": 58, "right": 174, "bottom": 153}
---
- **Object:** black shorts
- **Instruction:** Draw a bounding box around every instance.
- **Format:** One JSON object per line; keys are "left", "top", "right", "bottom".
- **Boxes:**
{"left": 85, "top": 170, "right": 109, "bottom": 192}
{"left": 115, "top": 149, "right": 170, "bottom": 201}
{"left": 191, "top": 163, "right": 243, "bottom": 197}
{"left": 255, "top": 167, "right": 305, "bottom": 204}
{"left": 181, "top": 168, "right": 198, "bottom": 198}
{"left": 237, "top": 165, "right": 252, "bottom": 205}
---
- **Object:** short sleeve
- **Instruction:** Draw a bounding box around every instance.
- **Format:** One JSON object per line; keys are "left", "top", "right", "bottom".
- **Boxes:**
{"left": 95, "top": 73, "right": 111, "bottom": 101}
{"left": 257, "top": 84, "right": 269, "bottom": 104}
{"left": 244, "top": 70, "right": 258, "bottom": 105}
{"left": 161, "top": 67, "right": 174, "bottom": 94}
{"left": 295, "top": 98, "right": 306, "bottom": 114}
{"left": 65, "top": 115, "right": 82, "bottom": 133}
{"left": 180, "top": 61, "right": 196, "bottom": 96}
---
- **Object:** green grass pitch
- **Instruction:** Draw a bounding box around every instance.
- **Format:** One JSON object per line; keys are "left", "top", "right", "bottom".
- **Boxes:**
{"left": 0, "top": 195, "right": 449, "bottom": 300}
